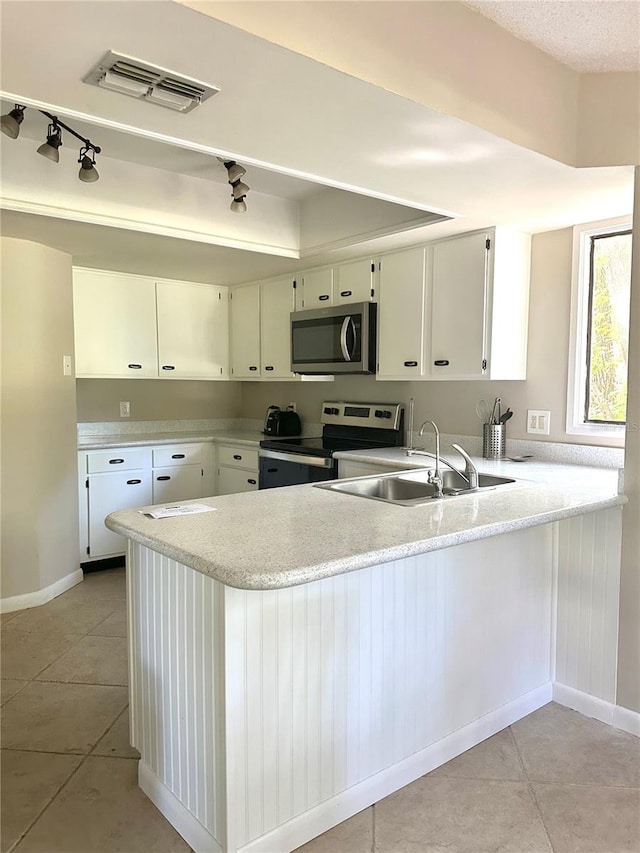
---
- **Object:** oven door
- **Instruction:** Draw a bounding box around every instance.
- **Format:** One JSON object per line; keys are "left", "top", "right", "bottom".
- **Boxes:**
{"left": 290, "top": 302, "right": 376, "bottom": 374}
{"left": 259, "top": 450, "right": 337, "bottom": 489}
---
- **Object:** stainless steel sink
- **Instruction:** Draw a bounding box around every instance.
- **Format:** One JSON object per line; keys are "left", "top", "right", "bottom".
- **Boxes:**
{"left": 316, "top": 469, "right": 516, "bottom": 506}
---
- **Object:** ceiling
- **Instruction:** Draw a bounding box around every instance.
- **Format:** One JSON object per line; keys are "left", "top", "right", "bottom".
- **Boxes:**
{"left": 466, "top": 0, "right": 640, "bottom": 72}
{"left": 0, "top": 1, "right": 635, "bottom": 283}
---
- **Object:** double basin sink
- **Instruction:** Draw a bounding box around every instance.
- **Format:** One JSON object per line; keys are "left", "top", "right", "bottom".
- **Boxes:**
{"left": 317, "top": 468, "right": 516, "bottom": 506}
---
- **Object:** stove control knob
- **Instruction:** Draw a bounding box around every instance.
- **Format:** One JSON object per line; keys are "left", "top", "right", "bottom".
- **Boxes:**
{"left": 374, "top": 409, "right": 384, "bottom": 418}
{"left": 323, "top": 407, "right": 332, "bottom": 414}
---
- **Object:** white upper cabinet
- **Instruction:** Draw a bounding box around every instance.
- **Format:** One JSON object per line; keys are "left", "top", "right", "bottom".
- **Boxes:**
{"left": 428, "top": 232, "right": 489, "bottom": 380}
{"left": 74, "top": 270, "right": 158, "bottom": 378}
{"left": 295, "top": 268, "right": 334, "bottom": 311}
{"left": 261, "top": 276, "right": 296, "bottom": 379}
{"left": 229, "top": 283, "right": 261, "bottom": 378}
{"left": 335, "top": 258, "right": 377, "bottom": 305}
{"left": 426, "top": 228, "right": 531, "bottom": 380}
{"left": 74, "top": 269, "right": 229, "bottom": 380}
{"left": 156, "top": 281, "right": 228, "bottom": 379}
{"left": 377, "top": 247, "right": 427, "bottom": 379}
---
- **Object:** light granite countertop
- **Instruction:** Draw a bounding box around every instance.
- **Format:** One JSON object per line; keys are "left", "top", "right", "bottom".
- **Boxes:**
{"left": 78, "top": 429, "right": 264, "bottom": 451}
{"left": 106, "top": 446, "right": 625, "bottom": 591}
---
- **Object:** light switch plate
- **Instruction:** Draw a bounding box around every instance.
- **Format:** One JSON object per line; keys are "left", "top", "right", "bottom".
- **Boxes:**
{"left": 120, "top": 401, "right": 130, "bottom": 418}
{"left": 528, "top": 409, "right": 551, "bottom": 435}
{"left": 63, "top": 355, "right": 72, "bottom": 376}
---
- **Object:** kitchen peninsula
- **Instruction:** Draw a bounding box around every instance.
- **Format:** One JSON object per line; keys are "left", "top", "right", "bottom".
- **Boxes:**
{"left": 107, "top": 454, "right": 625, "bottom": 853}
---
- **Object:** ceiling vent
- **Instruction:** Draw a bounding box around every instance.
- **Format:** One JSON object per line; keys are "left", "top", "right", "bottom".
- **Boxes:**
{"left": 83, "top": 51, "right": 220, "bottom": 113}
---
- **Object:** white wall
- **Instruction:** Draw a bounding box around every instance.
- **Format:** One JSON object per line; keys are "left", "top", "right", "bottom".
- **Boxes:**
{"left": 1, "top": 238, "right": 79, "bottom": 600}
{"left": 617, "top": 166, "right": 640, "bottom": 714}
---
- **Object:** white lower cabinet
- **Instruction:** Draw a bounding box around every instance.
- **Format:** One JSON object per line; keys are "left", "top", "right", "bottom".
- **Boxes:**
{"left": 217, "top": 444, "right": 259, "bottom": 495}
{"left": 152, "top": 465, "right": 204, "bottom": 504}
{"left": 79, "top": 442, "right": 211, "bottom": 561}
{"left": 87, "top": 469, "right": 152, "bottom": 560}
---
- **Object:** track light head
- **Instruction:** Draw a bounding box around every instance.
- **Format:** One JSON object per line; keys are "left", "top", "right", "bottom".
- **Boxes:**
{"left": 224, "top": 160, "right": 246, "bottom": 183}
{"left": 1, "top": 104, "right": 26, "bottom": 139}
{"left": 230, "top": 179, "right": 250, "bottom": 200}
{"left": 230, "top": 196, "right": 247, "bottom": 214}
{"left": 37, "top": 123, "right": 63, "bottom": 163}
{"left": 78, "top": 146, "right": 99, "bottom": 182}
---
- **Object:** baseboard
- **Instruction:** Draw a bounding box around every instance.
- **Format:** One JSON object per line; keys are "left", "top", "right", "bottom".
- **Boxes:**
{"left": 138, "top": 760, "right": 223, "bottom": 853}
{"left": 0, "top": 569, "right": 83, "bottom": 614}
{"left": 238, "top": 682, "right": 553, "bottom": 853}
{"left": 553, "top": 683, "right": 640, "bottom": 737}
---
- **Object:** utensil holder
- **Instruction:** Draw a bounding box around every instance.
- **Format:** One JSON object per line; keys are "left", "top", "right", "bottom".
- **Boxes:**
{"left": 483, "top": 423, "right": 506, "bottom": 459}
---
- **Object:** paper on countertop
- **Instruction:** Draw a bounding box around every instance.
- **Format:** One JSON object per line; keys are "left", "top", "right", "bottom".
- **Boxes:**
{"left": 141, "top": 503, "right": 217, "bottom": 519}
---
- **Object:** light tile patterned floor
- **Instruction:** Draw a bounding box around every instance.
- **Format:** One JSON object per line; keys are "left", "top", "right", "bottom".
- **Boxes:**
{"left": 2, "top": 567, "right": 639, "bottom": 853}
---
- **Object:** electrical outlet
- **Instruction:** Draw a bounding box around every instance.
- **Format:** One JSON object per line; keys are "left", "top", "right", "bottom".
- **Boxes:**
{"left": 62, "top": 355, "right": 72, "bottom": 376}
{"left": 120, "top": 401, "right": 130, "bottom": 418}
{"left": 287, "top": 402, "right": 297, "bottom": 412}
{"left": 527, "top": 409, "right": 551, "bottom": 435}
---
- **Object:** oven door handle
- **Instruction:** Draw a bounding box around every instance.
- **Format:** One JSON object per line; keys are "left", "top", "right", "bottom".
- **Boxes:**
{"left": 340, "top": 315, "right": 353, "bottom": 362}
{"left": 259, "top": 448, "right": 334, "bottom": 469}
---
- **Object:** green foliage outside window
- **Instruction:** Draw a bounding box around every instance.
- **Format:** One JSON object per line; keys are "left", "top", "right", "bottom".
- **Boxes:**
{"left": 586, "top": 232, "right": 631, "bottom": 423}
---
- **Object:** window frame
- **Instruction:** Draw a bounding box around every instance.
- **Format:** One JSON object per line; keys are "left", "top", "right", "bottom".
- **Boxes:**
{"left": 566, "top": 216, "right": 631, "bottom": 442}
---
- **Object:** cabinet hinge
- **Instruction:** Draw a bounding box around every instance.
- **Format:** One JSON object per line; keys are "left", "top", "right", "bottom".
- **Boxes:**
{"left": 486, "top": 238, "right": 491, "bottom": 251}
{"left": 85, "top": 478, "right": 89, "bottom": 489}
{"left": 482, "top": 358, "right": 487, "bottom": 371}
{"left": 371, "top": 262, "right": 375, "bottom": 273}
{"left": 86, "top": 546, "right": 90, "bottom": 555}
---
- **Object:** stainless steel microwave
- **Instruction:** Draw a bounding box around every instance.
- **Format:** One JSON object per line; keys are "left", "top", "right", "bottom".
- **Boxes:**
{"left": 290, "top": 302, "right": 377, "bottom": 374}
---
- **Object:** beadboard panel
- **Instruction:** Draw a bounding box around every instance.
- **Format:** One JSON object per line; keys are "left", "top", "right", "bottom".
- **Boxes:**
{"left": 223, "top": 525, "right": 553, "bottom": 850}
{"left": 127, "top": 543, "right": 225, "bottom": 844}
{"left": 555, "top": 507, "right": 623, "bottom": 703}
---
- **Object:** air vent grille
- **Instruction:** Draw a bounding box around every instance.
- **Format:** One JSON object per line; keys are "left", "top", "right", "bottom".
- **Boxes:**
{"left": 83, "top": 50, "right": 220, "bottom": 113}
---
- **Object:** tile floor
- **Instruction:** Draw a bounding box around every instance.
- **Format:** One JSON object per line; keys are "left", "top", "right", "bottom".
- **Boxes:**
{"left": 2, "top": 567, "right": 639, "bottom": 853}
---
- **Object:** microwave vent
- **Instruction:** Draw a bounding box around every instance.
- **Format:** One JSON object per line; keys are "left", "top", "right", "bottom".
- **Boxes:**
{"left": 83, "top": 50, "right": 220, "bottom": 112}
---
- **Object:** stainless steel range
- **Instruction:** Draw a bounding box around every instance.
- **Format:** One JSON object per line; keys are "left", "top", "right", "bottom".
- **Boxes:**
{"left": 259, "top": 401, "right": 404, "bottom": 489}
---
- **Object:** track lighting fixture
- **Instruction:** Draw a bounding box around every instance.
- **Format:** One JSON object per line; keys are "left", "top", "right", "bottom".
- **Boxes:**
{"left": 37, "top": 122, "right": 62, "bottom": 162}
{"left": 1, "top": 104, "right": 26, "bottom": 139}
{"left": 78, "top": 145, "right": 99, "bottom": 182}
{"left": 1, "top": 104, "right": 102, "bottom": 182}
{"left": 217, "top": 158, "right": 250, "bottom": 213}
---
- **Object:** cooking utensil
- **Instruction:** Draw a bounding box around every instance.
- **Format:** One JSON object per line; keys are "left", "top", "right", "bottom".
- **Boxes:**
{"left": 489, "top": 397, "right": 501, "bottom": 425}
{"left": 476, "top": 400, "right": 492, "bottom": 423}
{"left": 499, "top": 409, "right": 513, "bottom": 424}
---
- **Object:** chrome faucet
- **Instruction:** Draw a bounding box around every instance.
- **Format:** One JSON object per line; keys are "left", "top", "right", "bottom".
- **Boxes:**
{"left": 418, "top": 420, "right": 443, "bottom": 499}
{"left": 406, "top": 419, "right": 479, "bottom": 495}
{"left": 451, "top": 443, "right": 479, "bottom": 490}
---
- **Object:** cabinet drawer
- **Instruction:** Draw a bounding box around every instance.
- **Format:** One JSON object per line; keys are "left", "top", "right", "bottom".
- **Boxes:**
{"left": 217, "top": 446, "right": 258, "bottom": 471}
{"left": 218, "top": 466, "right": 259, "bottom": 495}
{"left": 86, "top": 447, "right": 151, "bottom": 474}
{"left": 152, "top": 444, "right": 205, "bottom": 467}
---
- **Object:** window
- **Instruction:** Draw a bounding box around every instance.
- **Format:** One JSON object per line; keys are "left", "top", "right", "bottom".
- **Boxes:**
{"left": 567, "top": 217, "right": 632, "bottom": 440}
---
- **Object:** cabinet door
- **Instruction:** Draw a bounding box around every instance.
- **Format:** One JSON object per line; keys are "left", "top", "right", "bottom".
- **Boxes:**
{"left": 377, "top": 248, "right": 426, "bottom": 378}
{"left": 336, "top": 258, "right": 376, "bottom": 304}
{"left": 230, "top": 285, "right": 261, "bottom": 378}
{"left": 156, "top": 282, "right": 229, "bottom": 379}
{"left": 152, "top": 465, "right": 203, "bottom": 504}
{"left": 297, "top": 268, "right": 334, "bottom": 310}
{"left": 73, "top": 270, "right": 158, "bottom": 378}
{"left": 218, "top": 466, "right": 259, "bottom": 495}
{"left": 261, "top": 277, "right": 295, "bottom": 378}
{"left": 88, "top": 471, "right": 152, "bottom": 558}
{"left": 429, "top": 232, "right": 488, "bottom": 379}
